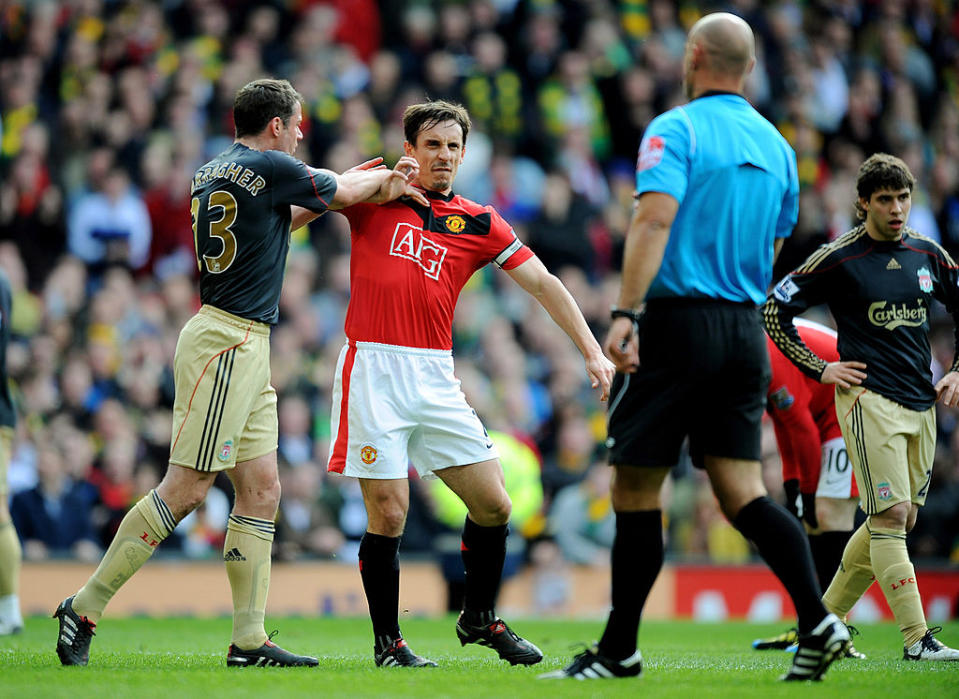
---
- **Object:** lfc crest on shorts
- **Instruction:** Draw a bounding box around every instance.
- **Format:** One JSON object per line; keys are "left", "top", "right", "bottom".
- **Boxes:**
{"left": 217, "top": 440, "right": 233, "bottom": 462}
{"left": 360, "top": 444, "right": 378, "bottom": 465}
{"left": 917, "top": 267, "right": 933, "bottom": 293}
{"left": 877, "top": 481, "right": 892, "bottom": 501}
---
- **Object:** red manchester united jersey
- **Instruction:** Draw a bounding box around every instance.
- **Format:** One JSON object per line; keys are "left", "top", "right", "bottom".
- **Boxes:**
{"left": 339, "top": 190, "right": 534, "bottom": 349}
{"left": 766, "top": 318, "right": 841, "bottom": 492}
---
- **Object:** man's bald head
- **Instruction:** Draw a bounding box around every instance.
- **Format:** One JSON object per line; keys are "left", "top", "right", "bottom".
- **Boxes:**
{"left": 687, "top": 12, "right": 755, "bottom": 78}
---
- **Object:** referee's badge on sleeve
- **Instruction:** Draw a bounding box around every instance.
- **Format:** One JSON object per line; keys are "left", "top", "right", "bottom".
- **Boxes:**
{"left": 637, "top": 135, "right": 665, "bottom": 171}
{"left": 773, "top": 277, "right": 800, "bottom": 303}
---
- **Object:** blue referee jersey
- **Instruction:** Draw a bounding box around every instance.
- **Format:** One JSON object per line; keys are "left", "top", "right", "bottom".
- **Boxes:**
{"left": 636, "top": 92, "right": 798, "bottom": 305}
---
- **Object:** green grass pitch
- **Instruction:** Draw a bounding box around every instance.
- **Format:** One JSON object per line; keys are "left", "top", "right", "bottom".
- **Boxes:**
{"left": 3, "top": 616, "right": 957, "bottom": 697}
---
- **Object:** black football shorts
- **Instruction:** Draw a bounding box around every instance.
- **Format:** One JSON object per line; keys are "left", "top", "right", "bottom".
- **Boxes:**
{"left": 606, "top": 298, "right": 770, "bottom": 468}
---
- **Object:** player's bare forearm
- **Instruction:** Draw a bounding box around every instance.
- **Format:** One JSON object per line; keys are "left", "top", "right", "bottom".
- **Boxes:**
{"left": 290, "top": 205, "right": 321, "bottom": 230}
{"left": 507, "top": 257, "right": 615, "bottom": 399}
{"left": 328, "top": 157, "right": 424, "bottom": 208}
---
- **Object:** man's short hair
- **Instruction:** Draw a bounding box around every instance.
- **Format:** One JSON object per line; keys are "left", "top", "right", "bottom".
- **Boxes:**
{"left": 403, "top": 100, "right": 471, "bottom": 146}
{"left": 855, "top": 153, "right": 916, "bottom": 220}
{"left": 233, "top": 79, "right": 302, "bottom": 138}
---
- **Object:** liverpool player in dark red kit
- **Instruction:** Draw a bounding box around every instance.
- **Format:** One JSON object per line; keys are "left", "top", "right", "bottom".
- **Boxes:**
{"left": 325, "top": 101, "right": 615, "bottom": 667}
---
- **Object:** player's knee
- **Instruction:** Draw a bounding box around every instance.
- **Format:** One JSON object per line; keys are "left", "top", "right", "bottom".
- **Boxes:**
{"left": 235, "top": 475, "right": 281, "bottom": 512}
{"left": 374, "top": 506, "right": 407, "bottom": 535}
{"left": 157, "top": 479, "right": 209, "bottom": 519}
{"left": 869, "top": 501, "right": 909, "bottom": 530}
{"left": 257, "top": 478, "right": 281, "bottom": 510}
{"left": 477, "top": 496, "right": 511, "bottom": 526}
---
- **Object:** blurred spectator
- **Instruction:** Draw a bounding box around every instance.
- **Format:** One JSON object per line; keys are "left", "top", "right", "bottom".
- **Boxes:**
{"left": 10, "top": 441, "right": 100, "bottom": 562}
{"left": 461, "top": 32, "right": 524, "bottom": 145}
{"left": 278, "top": 393, "right": 315, "bottom": 467}
{"left": 68, "top": 166, "right": 152, "bottom": 274}
{"left": 0, "top": 125, "right": 65, "bottom": 289}
{"left": 538, "top": 51, "right": 611, "bottom": 162}
{"left": 275, "top": 461, "right": 345, "bottom": 561}
{"left": 548, "top": 462, "right": 615, "bottom": 566}
{"left": 527, "top": 172, "right": 596, "bottom": 276}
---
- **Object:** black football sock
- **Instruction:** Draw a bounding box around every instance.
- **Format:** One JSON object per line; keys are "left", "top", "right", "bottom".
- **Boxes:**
{"left": 358, "top": 532, "right": 402, "bottom": 645}
{"left": 598, "top": 510, "right": 663, "bottom": 661}
{"left": 811, "top": 530, "right": 854, "bottom": 593}
{"left": 734, "top": 496, "right": 826, "bottom": 634}
{"left": 461, "top": 516, "right": 508, "bottom": 622}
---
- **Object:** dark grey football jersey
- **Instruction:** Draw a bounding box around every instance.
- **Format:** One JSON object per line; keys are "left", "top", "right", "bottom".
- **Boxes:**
{"left": 190, "top": 143, "right": 337, "bottom": 324}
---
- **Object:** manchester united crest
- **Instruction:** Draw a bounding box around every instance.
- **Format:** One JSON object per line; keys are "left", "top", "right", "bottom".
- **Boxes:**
{"left": 444, "top": 215, "right": 466, "bottom": 233}
{"left": 360, "top": 444, "right": 378, "bottom": 465}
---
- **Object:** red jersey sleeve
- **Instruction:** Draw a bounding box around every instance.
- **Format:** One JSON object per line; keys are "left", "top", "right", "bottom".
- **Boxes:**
{"left": 767, "top": 337, "right": 823, "bottom": 493}
{"left": 486, "top": 207, "right": 534, "bottom": 270}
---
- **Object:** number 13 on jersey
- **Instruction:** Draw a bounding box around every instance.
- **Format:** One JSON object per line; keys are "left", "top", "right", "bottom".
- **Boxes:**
{"left": 191, "top": 190, "right": 239, "bottom": 273}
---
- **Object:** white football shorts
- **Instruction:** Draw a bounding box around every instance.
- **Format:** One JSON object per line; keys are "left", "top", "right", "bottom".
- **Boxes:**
{"left": 327, "top": 341, "right": 499, "bottom": 479}
{"left": 815, "top": 435, "right": 858, "bottom": 499}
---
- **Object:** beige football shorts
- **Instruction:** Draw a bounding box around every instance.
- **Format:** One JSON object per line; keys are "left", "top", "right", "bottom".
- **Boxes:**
{"left": 169, "top": 305, "right": 276, "bottom": 472}
{"left": 834, "top": 386, "right": 934, "bottom": 515}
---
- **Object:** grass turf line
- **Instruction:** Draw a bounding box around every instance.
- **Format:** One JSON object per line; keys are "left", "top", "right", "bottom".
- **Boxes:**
{"left": 3, "top": 616, "right": 957, "bottom": 698}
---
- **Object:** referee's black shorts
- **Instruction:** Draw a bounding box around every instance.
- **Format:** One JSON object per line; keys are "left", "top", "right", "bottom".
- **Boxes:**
{"left": 606, "top": 297, "right": 770, "bottom": 469}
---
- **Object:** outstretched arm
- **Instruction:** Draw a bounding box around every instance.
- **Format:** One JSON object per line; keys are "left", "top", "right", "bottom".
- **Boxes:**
{"left": 506, "top": 255, "right": 615, "bottom": 401}
{"left": 327, "top": 155, "right": 426, "bottom": 209}
{"left": 290, "top": 156, "right": 427, "bottom": 229}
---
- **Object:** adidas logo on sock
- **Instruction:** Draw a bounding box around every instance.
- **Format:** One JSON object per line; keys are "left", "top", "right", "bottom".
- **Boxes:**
{"left": 223, "top": 548, "right": 246, "bottom": 561}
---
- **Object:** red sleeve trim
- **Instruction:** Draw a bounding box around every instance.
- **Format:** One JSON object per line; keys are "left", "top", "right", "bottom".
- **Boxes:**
{"left": 499, "top": 244, "right": 534, "bottom": 270}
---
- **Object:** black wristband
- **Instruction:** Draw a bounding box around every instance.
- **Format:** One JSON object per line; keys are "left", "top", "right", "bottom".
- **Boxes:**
{"left": 610, "top": 307, "right": 642, "bottom": 324}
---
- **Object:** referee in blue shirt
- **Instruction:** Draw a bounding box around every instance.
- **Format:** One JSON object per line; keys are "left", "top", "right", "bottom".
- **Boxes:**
{"left": 543, "top": 13, "right": 849, "bottom": 682}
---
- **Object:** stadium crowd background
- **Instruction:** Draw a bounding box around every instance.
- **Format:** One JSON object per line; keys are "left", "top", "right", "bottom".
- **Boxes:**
{"left": 1, "top": 0, "right": 958, "bottom": 592}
